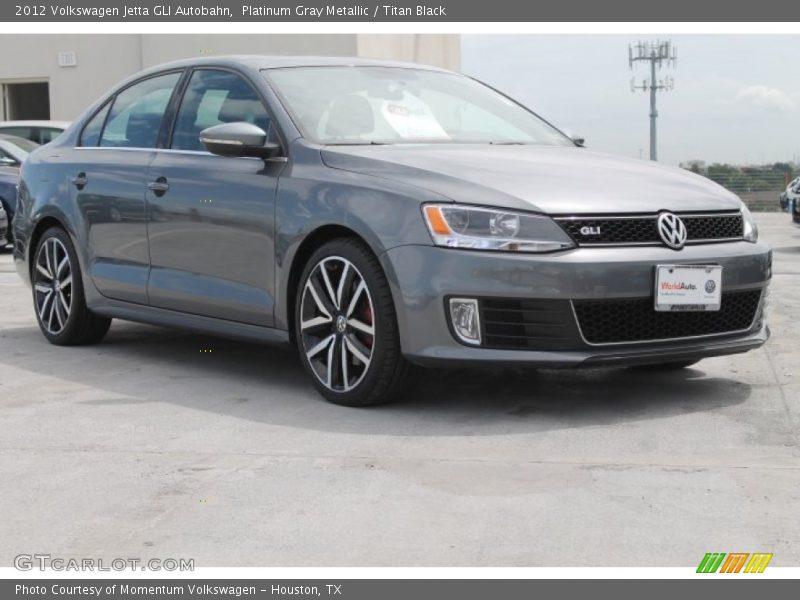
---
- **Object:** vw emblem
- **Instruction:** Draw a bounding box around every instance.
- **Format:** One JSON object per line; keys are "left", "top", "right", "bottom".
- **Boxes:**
{"left": 705, "top": 280, "right": 716, "bottom": 294}
{"left": 657, "top": 212, "right": 688, "bottom": 250}
{"left": 335, "top": 315, "right": 347, "bottom": 334}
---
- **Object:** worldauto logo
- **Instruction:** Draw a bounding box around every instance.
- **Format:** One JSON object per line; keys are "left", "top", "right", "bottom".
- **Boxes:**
{"left": 660, "top": 281, "right": 697, "bottom": 290}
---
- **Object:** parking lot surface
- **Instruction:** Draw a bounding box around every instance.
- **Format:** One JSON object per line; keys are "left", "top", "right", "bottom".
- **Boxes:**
{"left": 0, "top": 212, "right": 798, "bottom": 567}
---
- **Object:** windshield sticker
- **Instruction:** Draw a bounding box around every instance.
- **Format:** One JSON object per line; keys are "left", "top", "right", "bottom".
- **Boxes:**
{"left": 380, "top": 93, "right": 450, "bottom": 140}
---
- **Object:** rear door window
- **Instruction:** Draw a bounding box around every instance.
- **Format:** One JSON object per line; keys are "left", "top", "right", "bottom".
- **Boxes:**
{"left": 0, "top": 127, "right": 35, "bottom": 142}
{"left": 99, "top": 72, "right": 181, "bottom": 149}
{"left": 38, "top": 128, "right": 65, "bottom": 144}
{"left": 80, "top": 102, "right": 111, "bottom": 147}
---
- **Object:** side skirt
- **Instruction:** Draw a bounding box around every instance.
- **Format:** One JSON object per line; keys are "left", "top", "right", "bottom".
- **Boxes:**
{"left": 90, "top": 300, "right": 291, "bottom": 346}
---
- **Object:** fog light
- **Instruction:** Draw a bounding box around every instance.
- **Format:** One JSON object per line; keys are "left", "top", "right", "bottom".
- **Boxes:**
{"left": 449, "top": 298, "right": 481, "bottom": 345}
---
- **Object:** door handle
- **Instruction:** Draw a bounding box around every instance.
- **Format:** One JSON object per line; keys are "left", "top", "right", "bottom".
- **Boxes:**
{"left": 71, "top": 172, "right": 87, "bottom": 190}
{"left": 148, "top": 176, "right": 169, "bottom": 197}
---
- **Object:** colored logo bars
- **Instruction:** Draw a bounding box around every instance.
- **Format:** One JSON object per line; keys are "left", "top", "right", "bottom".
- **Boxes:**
{"left": 697, "top": 552, "right": 773, "bottom": 573}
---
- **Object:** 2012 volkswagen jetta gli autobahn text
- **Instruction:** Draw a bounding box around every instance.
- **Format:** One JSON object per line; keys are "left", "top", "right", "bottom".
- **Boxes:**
{"left": 13, "top": 56, "right": 771, "bottom": 406}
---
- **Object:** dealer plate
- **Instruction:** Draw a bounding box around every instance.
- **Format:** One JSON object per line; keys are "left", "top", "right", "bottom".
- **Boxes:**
{"left": 655, "top": 265, "right": 722, "bottom": 312}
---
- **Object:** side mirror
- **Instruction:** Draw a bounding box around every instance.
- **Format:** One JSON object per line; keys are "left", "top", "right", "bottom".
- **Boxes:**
{"left": 199, "top": 122, "right": 280, "bottom": 159}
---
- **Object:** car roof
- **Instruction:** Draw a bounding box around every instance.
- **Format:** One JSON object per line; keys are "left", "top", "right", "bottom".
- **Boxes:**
{"left": 133, "top": 55, "right": 452, "bottom": 77}
{"left": 0, "top": 120, "right": 71, "bottom": 129}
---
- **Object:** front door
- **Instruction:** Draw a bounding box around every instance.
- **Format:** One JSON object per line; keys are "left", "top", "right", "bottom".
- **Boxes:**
{"left": 72, "top": 71, "right": 182, "bottom": 304}
{"left": 145, "top": 69, "right": 282, "bottom": 326}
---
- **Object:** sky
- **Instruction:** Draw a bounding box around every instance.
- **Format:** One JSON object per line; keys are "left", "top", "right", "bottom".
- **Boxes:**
{"left": 461, "top": 35, "right": 800, "bottom": 166}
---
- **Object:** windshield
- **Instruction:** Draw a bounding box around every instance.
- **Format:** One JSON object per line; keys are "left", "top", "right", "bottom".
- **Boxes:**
{"left": 0, "top": 134, "right": 39, "bottom": 155}
{"left": 265, "top": 66, "right": 573, "bottom": 146}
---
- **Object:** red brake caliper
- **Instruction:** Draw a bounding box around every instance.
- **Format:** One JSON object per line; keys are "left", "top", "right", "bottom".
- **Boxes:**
{"left": 363, "top": 303, "right": 374, "bottom": 348}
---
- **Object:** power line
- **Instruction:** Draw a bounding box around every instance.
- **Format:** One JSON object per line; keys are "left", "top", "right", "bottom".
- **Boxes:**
{"left": 629, "top": 40, "right": 677, "bottom": 161}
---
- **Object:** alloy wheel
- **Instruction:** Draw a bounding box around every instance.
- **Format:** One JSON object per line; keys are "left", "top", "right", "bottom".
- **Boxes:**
{"left": 299, "top": 256, "right": 375, "bottom": 393}
{"left": 34, "top": 237, "right": 73, "bottom": 335}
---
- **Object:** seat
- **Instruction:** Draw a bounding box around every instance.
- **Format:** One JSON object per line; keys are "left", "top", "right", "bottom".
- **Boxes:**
{"left": 218, "top": 95, "right": 270, "bottom": 132}
{"left": 125, "top": 112, "right": 162, "bottom": 148}
{"left": 324, "top": 95, "right": 374, "bottom": 140}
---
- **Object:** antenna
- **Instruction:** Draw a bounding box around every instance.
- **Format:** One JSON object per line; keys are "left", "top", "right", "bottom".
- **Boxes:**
{"left": 628, "top": 39, "right": 677, "bottom": 161}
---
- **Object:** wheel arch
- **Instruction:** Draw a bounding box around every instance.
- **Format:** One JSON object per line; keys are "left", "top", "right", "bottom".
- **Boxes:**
{"left": 283, "top": 224, "right": 377, "bottom": 346}
{"left": 27, "top": 215, "right": 71, "bottom": 278}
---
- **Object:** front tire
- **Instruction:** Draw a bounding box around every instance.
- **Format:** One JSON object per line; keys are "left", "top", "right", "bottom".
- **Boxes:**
{"left": 294, "top": 238, "right": 407, "bottom": 406}
{"left": 32, "top": 227, "right": 111, "bottom": 345}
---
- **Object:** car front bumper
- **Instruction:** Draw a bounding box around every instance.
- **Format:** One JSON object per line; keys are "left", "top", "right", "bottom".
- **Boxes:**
{"left": 382, "top": 241, "right": 771, "bottom": 368}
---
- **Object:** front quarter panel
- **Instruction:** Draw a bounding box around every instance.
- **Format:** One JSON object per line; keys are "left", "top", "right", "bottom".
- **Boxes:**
{"left": 274, "top": 140, "right": 441, "bottom": 330}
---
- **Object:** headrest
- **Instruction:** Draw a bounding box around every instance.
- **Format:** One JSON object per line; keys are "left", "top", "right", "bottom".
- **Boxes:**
{"left": 325, "top": 95, "right": 375, "bottom": 138}
{"left": 126, "top": 112, "right": 161, "bottom": 147}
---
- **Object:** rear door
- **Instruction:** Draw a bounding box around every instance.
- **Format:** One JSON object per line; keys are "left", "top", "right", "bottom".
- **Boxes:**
{"left": 145, "top": 68, "right": 283, "bottom": 326}
{"left": 73, "top": 71, "right": 182, "bottom": 304}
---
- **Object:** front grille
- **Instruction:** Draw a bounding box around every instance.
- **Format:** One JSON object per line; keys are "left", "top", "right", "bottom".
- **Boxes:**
{"left": 684, "top": 215, "right": 744, "bottom": 240}
{"left": 573, "top": 289, "right": 761, "bottom": 345}
{"left": 555, "top": 213, "right": 743, "bottom": 246}
{"left": 480, "top": 298, "right": 581, "bottom": 350}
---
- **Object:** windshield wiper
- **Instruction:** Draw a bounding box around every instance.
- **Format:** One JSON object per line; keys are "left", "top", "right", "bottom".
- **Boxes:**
{"left": 488, "top": 141, "right": 526, "bottom": 145}
{"left": 326, "top": 141, "right": 390, "bottom": 146}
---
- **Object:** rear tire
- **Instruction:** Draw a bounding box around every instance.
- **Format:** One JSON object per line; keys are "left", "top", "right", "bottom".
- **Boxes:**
{"left": 294, "top": 238, "right": 408, "bottom": 406}
{"left": 32, "top": 227, "right": 111, "bottom": 346}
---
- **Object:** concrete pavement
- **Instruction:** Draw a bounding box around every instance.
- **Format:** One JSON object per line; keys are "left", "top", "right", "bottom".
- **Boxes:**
{"left": 0, "top": 212, "right": 798, "bottom": 567}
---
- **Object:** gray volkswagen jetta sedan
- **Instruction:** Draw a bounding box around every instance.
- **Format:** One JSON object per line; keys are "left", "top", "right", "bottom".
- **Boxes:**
{"left": 13, "top": 56, "right": 770, "bottom": 406}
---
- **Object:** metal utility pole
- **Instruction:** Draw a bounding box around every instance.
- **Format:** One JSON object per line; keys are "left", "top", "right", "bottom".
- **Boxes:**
{"left": 629, "top": 40, "right": 677, "bottom": 161}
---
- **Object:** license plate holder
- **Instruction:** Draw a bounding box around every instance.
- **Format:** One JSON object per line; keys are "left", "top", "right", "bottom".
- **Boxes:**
{"left": 655, "top": 265, "right": 723, "bottom": 312}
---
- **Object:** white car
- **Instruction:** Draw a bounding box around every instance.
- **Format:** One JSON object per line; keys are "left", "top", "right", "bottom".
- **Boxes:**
{"left": 0, "top": 120, "right": 70, "bottom": 145}
{"left": 780, "top": 177, "right": 798, "bottom": 199}
{"left": 786, "top": 177, "right": 800, "bottom": 224}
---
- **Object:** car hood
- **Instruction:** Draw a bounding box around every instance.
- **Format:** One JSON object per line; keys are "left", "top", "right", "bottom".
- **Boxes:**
{"left": 320, "top": 144, "right": 742, "bottom": 214}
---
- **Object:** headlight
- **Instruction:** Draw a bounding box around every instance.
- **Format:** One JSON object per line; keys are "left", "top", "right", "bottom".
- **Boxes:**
{"left": 422, "top": 204, "right": 575, "bottom": 252}
{"left": 741, "top": 205, "right": 758, "bottom": 243}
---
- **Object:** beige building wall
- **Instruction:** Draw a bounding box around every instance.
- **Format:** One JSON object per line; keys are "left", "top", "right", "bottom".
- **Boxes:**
{"left": 0, "top": 34, "right": 461, "bottom": 122}
{"left": 0, "top": 35, "right": 142, "bottom": 120}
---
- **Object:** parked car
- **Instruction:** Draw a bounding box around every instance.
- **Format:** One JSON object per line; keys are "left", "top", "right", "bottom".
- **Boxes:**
{"left": 791, "top": 184, "right": 800, "bottom": 224}
{"left": 0, "top": 200, "right": 7, "bottom": 248}
{"left": 0, "top": 166, "right": 18, "bottom": 246}
{"left": 779, "top": 176, "right": 799, "bottom": 210}
{"left": 0, "top": 120, "right": 70, "bottom": 145}
{"left": 13, "top": 56, "right": 771, "bottom": 406}
{"left": 781, "top": 177, "right": 800, "bottom": 223}
{"left": 0, "top": 134, "right": 39, "bottom": 167}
